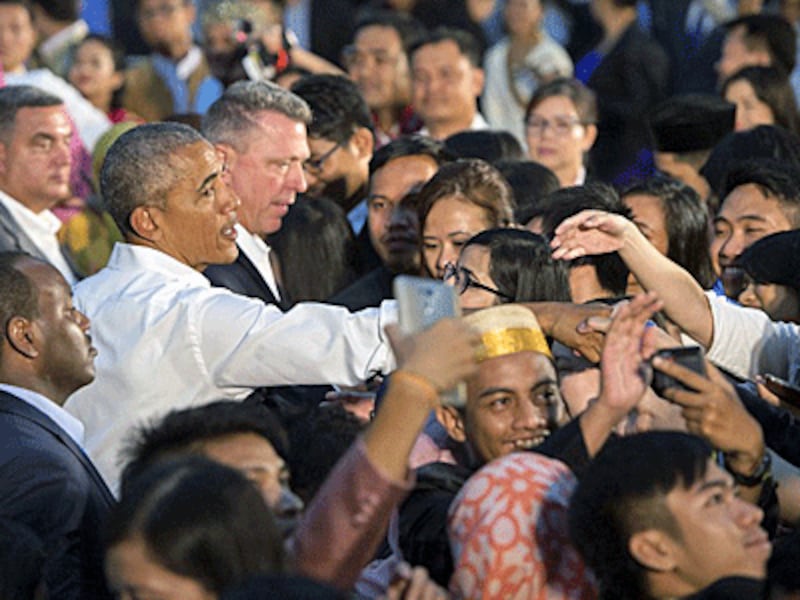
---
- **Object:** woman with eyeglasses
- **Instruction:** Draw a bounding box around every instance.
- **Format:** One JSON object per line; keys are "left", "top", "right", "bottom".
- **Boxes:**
{"left": 444, "top": 228, "right": 571, "bottom": 310}
{"left": 418, "top": 159, "right": 515, "bottom": 279}
{"left": 524, "top": 78, "right": 598, "bottom": 188}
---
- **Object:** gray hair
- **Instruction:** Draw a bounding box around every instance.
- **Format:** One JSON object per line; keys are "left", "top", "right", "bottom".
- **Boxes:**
{"left": 101, "top": 122, "right": 207, "bottom": 236}
{"left": 201, "top": 80, "right": 311, "bottom": 151}
{"left": 0, "top": 86, "right": 63, "bottom": 145}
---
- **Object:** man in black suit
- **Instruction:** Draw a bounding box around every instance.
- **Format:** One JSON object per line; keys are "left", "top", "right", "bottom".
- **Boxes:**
{"left": 202, "top": 80, "right": 313, "bottom": 308}
{"left": 0, "top": 251, "right": 114, "bottom": 600}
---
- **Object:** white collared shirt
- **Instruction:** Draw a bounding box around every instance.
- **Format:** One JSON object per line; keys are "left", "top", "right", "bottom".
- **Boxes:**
{"left": 0, "top": 189, "right": 76, "bottom": 285}
{"left": 65, "top": 243, "right": 397, "bottom": 493}
{"left": 418, "top": 112, "right": 490, "bottom": 139}
{"left": 235, "top": 224, "right": 281, "bottom": 301}
{"left": 0, "top": 383, "right": 85, "bottom": 446}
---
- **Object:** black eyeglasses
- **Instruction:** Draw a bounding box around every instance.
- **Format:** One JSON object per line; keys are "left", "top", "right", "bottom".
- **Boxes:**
{"left": 443, "top": 263, "right": 512, "bottom": 300}
{"left": 303, "top": 140, "right": 344, "bottom": 174}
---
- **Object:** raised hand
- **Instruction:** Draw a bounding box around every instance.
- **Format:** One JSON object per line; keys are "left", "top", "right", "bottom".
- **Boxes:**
{"left": 550, "top": 209, "right": 633, "bottom": 260}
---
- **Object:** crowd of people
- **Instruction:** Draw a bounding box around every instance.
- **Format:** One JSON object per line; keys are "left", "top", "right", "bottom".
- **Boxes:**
{"left": 4, "top": 0, "right": 800, "bottom": 598}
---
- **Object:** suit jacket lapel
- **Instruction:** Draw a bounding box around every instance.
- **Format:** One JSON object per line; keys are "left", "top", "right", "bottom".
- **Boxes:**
{"left": 236, "top": 251, "right": 286, "bottom": 308}
{"left": 0, "top": 391, "right": 115, "bottom": 505}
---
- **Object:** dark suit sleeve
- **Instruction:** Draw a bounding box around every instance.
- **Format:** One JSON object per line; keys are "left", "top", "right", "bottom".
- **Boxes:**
{"left": 737, "top": 382, "right": 800, "bottom": 467}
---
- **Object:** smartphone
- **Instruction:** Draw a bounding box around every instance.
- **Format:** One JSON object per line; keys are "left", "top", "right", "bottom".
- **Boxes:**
{"left": 763, "top": 374, "right": 800, "bottom": 410}
{"left": 393, "top": 276, "right": 466, "bottom": 407}
{"left": 651, "top": 346, "right": 706, "bottom": 397}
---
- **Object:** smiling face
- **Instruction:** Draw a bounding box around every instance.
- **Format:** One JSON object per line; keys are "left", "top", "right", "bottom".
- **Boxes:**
{"left": 68, "top": 39, "right": 124, "bottom": 111}
{"left": 657, "top": 460, "right": 771, "bottom": 592}
{"left": 347, "top": 25, "right": 411, "bottom": 112}
{"left": 0, "top": 105, "right": 73, "bottom": 213}
{"left": 724, "top": 79, "right": 775, "bottom": 132}
{"left": 711, "top": 183, "right": 794, "bottom": 270}
{"left": 222, "top": 110, "right": 309, "bottom": 236}
{"left": 139, "top": 141, "right": 240, "bottom": 270}
{"left": 525, "top": 95, "right": 596, "bottom": 187}
{"left": 423, "top": 195, "right": 492, "bottom": 278}
{"left": 463, "top": 351, "right": 563, "bottom": 464}
{"left": 739, "top": 281, "right": 800, "bottom": 322}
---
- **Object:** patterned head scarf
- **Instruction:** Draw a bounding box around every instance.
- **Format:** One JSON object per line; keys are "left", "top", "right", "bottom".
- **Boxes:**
{"left": 448, "top": 452, "right": 597, "bottom": 599}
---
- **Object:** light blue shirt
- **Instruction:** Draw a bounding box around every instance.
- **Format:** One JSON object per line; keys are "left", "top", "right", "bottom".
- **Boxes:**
{"left": 0, "top": 383, "right": 85, "bottom": 446}
{"left": 284, "top": 0, "right": 312, "bottom": 51}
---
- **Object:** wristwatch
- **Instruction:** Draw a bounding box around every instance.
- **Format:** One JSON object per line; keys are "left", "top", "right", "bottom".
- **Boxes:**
{"left": 725, "top": 451, "right": 772, "bottom": 487}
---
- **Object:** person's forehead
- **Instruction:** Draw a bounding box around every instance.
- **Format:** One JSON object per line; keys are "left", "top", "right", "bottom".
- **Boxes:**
{"left": 0, "top": 3, "right": 32, "bottom": 22}
{"left": 720, "top": 183, "right": 789, "bottom": 220}
{"left": 668, "top": 459, "right": 729, "bottom": 504}
{"left": 375, "top": 154, "right": 439, "bottom": 180}
{"left": 19, "top": 259, "right": 68, "bottom": 300}
{"left": 531, "top": 95, "right": 579, "bottom": 116}
{"left": 355, "top": 24, "right": 403, "bottom": 51}
{"left": 201, "top": 432, "right": 282, "bottom": 465}
{"left": 413, "top": 39, "right": 468, "bottom": 65}
{"left": 475, "top": 351, "right": 556, "bottom": 388}
{"left": 13, "top": 105, "right": 70, "bottom": 133}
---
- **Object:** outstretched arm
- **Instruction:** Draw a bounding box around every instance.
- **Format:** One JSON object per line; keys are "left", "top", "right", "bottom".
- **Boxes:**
{"left": 551, "top": 209, "right": 714, "bottom": 347}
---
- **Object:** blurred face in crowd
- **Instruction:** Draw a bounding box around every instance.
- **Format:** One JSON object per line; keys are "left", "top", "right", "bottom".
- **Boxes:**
{"left": 717, "top": 25, "right": 771, "bottom": 83}
{"left": 0, "top": 105, "right": 72, "bottom": 213}
{"left": 438, "top": 351, "right": 564, "bottom": 465}
{"left": 201, "top": 432, "right": 303, "bottom": 538}
{"left": 137, "top": 0, "right": 195, "bottom": 58}
{"left": 368, "top": 154, "right": 438, "bottom": 263}
{"left": 724, "top": 79, "right": 775, "bottom": 132}
{"left": 69, "top": 39, "right": 124, "bottom": 111}
{"left": 423, "top": 195, "right": 491, "bottom": 278}
{"left": 504, "top": 0, "right": 543, "bottom": 39}
{"left": 623, "top": 193, "right": 669, "bottom": 294}
{"left": 221, "top": 110, "right": 309, "bottom": 236}
{"left": 711, "top": 183, "right": 794, "bottom": 271}
{"left": 0, "top": 2, "right": 35, "bottom": 73}
{"left": 107, "top": 536, "right": 216, "bottom": 600}
{"left": 411, "top": 39, "right": 484, "bottom": 138}
{"left": 632, "top": 460, "right": 770, "bottom": 594}
{"left": 303, "top": 130, "right": 372, "bottom": 205}
{"left": 653, "top": 153, "right": 710, "bottom": 201}
{"left": 446, "top": 243, "right": 507, "bottom": 310}
{"left": 739, "top": 279, "right": 800, "bottom": 322}
{"left": 346, "top": 25, "right": 411, "bottom": 115}
{"left": 526, "top": 95, "right": 596, "bottom": 187}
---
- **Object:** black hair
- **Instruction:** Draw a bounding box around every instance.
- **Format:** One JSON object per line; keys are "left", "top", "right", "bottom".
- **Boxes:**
{"left": 409, "top": 26, "right": 482, "bottom": 68}
{"left": 353, "top": 9, "right": 424, "bottom": 55}
{"left": 700, "top": 125, "right": 800, "bottom": 200}
{"left": 267, "top": 195, "right": 358, "bottom": 303}
{"left": 538, "top": 183, "right": 631, "bottom": 297}
{"left": 0, "top": 85, "right": 62, "bottom": 146}
{"left": 29, "top": 0, "right": 77, "bottom": 21}
{"left": 768, "top": 529, "right": 800, "bottom": 595}
{"left": 290, "top": 74, "right": 374, "bottom": 143}
{"left": 525, "top": 77, "right": 598, "bottom": 125}
{"left": 569, "top": 432, "right": 713, "bottom": 600}
{"left": 286, "top": 404, "right": 365, "bottom": 504}
{"left": 722, "top": 66, "right": 800, "bottom": 134}
{"left": 720, "top": 158, "right": 800, "bottom": 227}
{"left": 0, "top": 252, "right": 40, "bottom": 361}
{"left": 73, "top": 34, "right": 128, "bottom": 110}
{"left": 464, "top": 228, "right": 571, "bottom": 303}
{"left": 106, "top": 456, "right": 285, "bottom": 595}
{"left": 444, "top": 130, "right": 525, "bottom": 163}
{"left": 0, "top": 518, "right": 46, "bottom": 600}
{"left": 120, "top": 400, "right": 289, "bottom": 494}
{"left": 725, "top": 13, "right": 797, "bottom": 75}
{"left": 622, "top": 176, "right": 716, "bottom": 289}
{"left": 369, "top": 134, "right": 453, "bottom": 175}
{"left": 494, "top": 159, "right": 560, "bottom": 225}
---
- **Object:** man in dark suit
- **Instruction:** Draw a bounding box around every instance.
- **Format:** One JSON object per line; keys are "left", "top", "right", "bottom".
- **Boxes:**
{"left": 202, "top": 80, "right": 312, "bottom": 309}
{"left": 0, "top": 251, "right": 114, "bottom": 600}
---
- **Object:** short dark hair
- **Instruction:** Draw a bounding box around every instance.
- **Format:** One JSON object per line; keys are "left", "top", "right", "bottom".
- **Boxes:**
{"left": 409, "top": 26, "right": 482, "bottom": 68}
{"left": 417, "top": 159, "right": 515, "bottom": 235}
{"left": 75, "top": 34, "right": 128, "bottom": 110}
{"left": 291, "top": 74, "right": 373, "bottom": 143}
{"left": 120, "top": 400, "right": 289, "bottom": 492}
{"left": 0, "top": 85, "right": 63, "bottom": 146}
{"left": 525, "top": 78, "right": 598, "bottom": 126}
{"left": 29, "top": 0, "right": 78, "bottom": 21}
{"left": 464, "top": 228, "right": 571, "bottom": 303}
{"left": 370, "top": 134, "right": 453, "bottom": 176}
{"left": 444, "top": 130, "right": 525, "bottom": 163}
{"left": 352, "top": 9, "right": 423, "bottom": 55}
{"left": 622, "top": 176, "right": 716, "bottom": 289}
{"left": 538, "top": 183, "right": 631, "bottom": 297}
{"left": 701, "top": 125, "right": 800, "bottom": 198}
{"left": 494, "top": 159, "right": 560, "bottom": 225}
{"left": 0, "top": 252, "right": 41, "bottom": 361}
{"left": 721, "top": 66, "right": 800, "bottom": 135}
{"left": 106, "top": 456, "right": 285, "bottom": 594}
{"left": 569, "top": 432, "right": 713, "bottom": 600}
{"left": 726, "top": 13, "right": 797, "bottom": 75}
{"left": 721, "top": 159, "right": 800, "bottom": 227}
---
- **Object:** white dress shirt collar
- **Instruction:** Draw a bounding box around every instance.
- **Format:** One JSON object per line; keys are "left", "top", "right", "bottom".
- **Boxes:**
{"left": 108, "top": 242, "right": 211, "bottom": 286}
{"left": 0, "top": 382, "right": 85, "bottom": 446}
{"left": 0, "top": 188, "right": 76, "bottom": 284}
{"left": 233, "top": 224, "right": 281, "bottom": 300}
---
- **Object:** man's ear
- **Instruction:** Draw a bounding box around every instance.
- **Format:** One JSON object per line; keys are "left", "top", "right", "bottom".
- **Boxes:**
{"left": 629, "top": 529, "right": 679, "bottom": 573}
{"left": 128, "top": 205, "right": 160, "bottom": 241}
{"left": 435, "top": 405, "right": 467, "bottom": 442}
{"left": 6, "top": 316, "right": 38, "bottom": 359}
{"left": 351, "top": 127, "right": 374, "bottom": 161}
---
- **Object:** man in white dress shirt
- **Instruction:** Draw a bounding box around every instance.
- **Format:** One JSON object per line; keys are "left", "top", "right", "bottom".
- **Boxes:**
{"left": 201, "top": 79, "right": 311, "bottom": 307}
{"left": 0, "top": 85, "right": 78, "bottom": 284}
{"left": 64, "top": 123, "right": 395, "bottom": 492}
